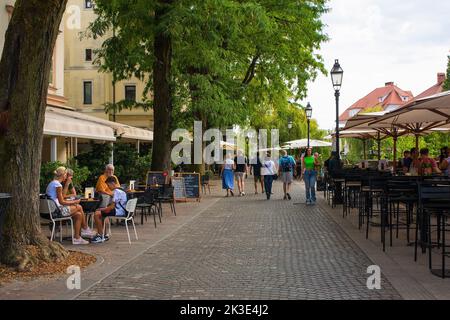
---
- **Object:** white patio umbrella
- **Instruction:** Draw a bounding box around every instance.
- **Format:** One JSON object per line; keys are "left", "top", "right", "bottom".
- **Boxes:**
{"left": 368, "top": 91, "right": 450, "bottom": 149}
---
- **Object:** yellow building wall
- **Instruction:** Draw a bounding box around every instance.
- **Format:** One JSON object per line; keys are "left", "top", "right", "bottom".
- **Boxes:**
{"left": 64, "top": 0, "right": 153, "bottom": 130}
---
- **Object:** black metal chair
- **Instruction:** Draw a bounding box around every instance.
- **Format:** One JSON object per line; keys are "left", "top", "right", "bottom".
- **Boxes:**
{"left": 415, "top": 184, "right": 450, "bottom": 278}
{"left": 154, "top": 185, "right": 176, "bottom": 217}
{"left": 201, "top": 175, "right": 211, "bottom": 195}
{"left": 137, "top": 188, "right": 161, "bottom": 228}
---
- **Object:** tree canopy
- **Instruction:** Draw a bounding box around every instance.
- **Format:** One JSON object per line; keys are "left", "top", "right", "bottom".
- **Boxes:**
{"left": 87, "top": 0, "right": 329, "bottom": 161}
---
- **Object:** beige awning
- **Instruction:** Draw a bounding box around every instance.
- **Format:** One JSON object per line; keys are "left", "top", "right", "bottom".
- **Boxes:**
{"left": 44, "top": 108, "right": 116, "bottom": 141}
{"left": 46, "top": 106, "right": 154, "bottom": 142}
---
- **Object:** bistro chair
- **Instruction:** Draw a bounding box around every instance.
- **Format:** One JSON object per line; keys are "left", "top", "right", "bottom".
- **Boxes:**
{"left": 103, "top": 198, "right": 139, "bottom": 244}
{"left": 201, "top": 175, "right": 211, "bottom": 195}
{"left": 39, "top": 198, "right": 74, "bottom": 243}
{"left": 415, "top": 184, "right": 450, "bottom": 278}
{"left": 158, "top": 185, "right": 177, "bottom": 217}
{"left": 137, "top": 188, "right": 161, "bottom": 228}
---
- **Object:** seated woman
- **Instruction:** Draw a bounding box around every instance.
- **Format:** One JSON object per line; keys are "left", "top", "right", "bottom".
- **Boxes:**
{"left": 46, "top": 167, "right": 96, "bottom": 245}
{"left": 62, "top": 168, "right": 77, "bottom": 199}
{"left": 419, "top": 148, "right": 442, "bottom": 176}
{"left": 92, "top": 176, "right": 128, "bottom": 243}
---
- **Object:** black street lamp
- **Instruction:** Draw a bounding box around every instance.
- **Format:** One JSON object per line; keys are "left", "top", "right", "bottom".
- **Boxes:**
{"left": 330, "top": 59, "right": 343, "bottom": 162}
{"left": 287, "top": 119, "right": 293, "bottom": 153}
{"left": 305, "top": 102, "right": 312, "bottom": 149}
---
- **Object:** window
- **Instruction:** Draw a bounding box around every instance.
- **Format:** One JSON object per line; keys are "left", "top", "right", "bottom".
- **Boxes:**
{"left": 349, "top": 109, "right": 361, "bottom": 118}
{"left": 83, "top": 81, "right": 93, "bottom": 105}
{"left": 125, "top": 85, "right": 136, "bottom": 102}
{"left": 85, "top": 0, "right": 93, "bottom": 9}
{"left": 85, "top": 49, "right": 92, "bottom": 62}
{"left": 402, "top": 96, "right": 409, "bottom": 102}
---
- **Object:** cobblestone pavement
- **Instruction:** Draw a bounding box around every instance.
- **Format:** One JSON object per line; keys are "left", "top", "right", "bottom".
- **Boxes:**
{"left": 77, "top": 181, "right": 401, "bottom": 300}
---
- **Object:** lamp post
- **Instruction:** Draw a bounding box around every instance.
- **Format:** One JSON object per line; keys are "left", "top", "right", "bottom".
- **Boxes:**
{"left": 330, "top": 59, "right": 344, "bottom": 163}
{"left": 287, "top": 119, "right": 293, "bottom": 154}
{"left": 305, "top": 102, "right": 312, "bottom": 149}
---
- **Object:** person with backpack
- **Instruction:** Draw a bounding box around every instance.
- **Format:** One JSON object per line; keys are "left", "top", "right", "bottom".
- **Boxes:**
{"left": 92, "top": 176, "right": 128, "bottom": 243}
{"left": 278, "top": 150, "right": 296, "bottom": 200}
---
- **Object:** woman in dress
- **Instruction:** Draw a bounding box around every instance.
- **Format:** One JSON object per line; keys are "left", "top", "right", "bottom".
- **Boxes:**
{"left": 221, "top": 154, "right": 236, "bottom": 197}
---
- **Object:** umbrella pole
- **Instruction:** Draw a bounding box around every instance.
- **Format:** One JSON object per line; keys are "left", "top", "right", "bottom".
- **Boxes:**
{"left": 415, "top": 135, "right": 419, "bottom": 150}
{"left": 393, "top": 136, "right": 398, "bottom": 173}
{"left": 363, "top": 139, "right": 367, "bottom": 160}
{"left": 377, "top": 132, "right": 381, "bottom": 161}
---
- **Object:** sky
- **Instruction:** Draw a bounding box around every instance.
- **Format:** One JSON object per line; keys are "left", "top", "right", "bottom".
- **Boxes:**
{"left": 304, "top": 0, "right": 450, "bottom": 130}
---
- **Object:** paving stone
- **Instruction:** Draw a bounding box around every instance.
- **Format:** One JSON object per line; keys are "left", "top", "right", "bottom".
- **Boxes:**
{"left": 77, "top": 181, "right": 402, "bottom": 300}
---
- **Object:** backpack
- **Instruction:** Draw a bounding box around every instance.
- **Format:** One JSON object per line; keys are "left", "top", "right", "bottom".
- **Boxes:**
{"left": 281, "top": 156, "right": 294, "bottom": 172}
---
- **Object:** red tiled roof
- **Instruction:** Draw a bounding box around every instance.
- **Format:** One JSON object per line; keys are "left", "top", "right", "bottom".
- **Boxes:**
{"left": 339, "top": 82, "right": 414, "bottom": 121}
{"left": 415, "top": 73, "right": 446, "bottom": 100}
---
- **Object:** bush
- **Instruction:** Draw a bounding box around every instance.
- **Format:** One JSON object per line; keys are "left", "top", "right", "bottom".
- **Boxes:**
{"left": 75, "top": 141, "right": 152, "bottom": 188}
{"left": 40, "top": 161, "right": 90, "bottom": 194}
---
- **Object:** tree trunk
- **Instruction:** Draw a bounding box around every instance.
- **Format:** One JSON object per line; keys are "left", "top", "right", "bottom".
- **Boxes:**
{"left": 151, "top": 0, "right": 173, "bottom": 172}
{"left": 0, "top": 0, "right": 69, "bottom": 269}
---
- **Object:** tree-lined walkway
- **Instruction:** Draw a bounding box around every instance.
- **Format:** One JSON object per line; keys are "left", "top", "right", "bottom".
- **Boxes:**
{"left": 77, "top": 181, "right": 401, "bottom": 300}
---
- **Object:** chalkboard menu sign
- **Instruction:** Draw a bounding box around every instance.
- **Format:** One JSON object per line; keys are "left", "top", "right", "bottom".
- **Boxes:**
{"left": 172, "top": 177, "right": 187, "bottom": 202}
{"left": 175, "top": 173, "right": 201, "bottom": 201}
{"left": 146, "top": 171, "right": 167, "bottom": 188}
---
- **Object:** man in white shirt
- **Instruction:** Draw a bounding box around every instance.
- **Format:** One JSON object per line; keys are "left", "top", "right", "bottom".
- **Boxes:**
{"left": 92, "top": 177, "right": 128, "bottom": 243}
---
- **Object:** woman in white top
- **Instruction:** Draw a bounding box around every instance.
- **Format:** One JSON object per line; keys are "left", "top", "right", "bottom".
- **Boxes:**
{"left": 46, "top": 167, "right": 95, "bottom": 245}
{"left": 221, "top": 154, "right": 236, "bottom": 197}
{"left": 261, "top": 153, "right": 277, "bottom": 200}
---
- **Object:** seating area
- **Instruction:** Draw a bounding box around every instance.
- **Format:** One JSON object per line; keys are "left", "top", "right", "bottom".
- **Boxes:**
{"left": 39, "top": 182, "right": 178, "bottom": 245}
{"left": 324, "top": 169, "right": 450, "bottom": 278}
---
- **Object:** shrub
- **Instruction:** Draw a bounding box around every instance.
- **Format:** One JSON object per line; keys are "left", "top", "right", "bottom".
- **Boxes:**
{"left": 40, "top": 161, "right": 90, "bottom": 194}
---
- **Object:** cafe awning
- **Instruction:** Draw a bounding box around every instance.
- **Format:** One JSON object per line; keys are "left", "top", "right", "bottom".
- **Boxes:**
{"left": 46, "top": 106, "right": 154, "bottom": 142}
{"left": 44, "top": 108, "right": 116, "bottom": 141}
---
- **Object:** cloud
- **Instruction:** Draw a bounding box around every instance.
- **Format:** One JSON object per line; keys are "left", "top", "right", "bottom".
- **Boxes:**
{"left": 307, "top": 0, "right": 450, "bottom": 129}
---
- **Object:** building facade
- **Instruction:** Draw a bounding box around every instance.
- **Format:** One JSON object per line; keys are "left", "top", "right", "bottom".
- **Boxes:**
{"left": 1, "top": 0, "right": 152, "bottom": 165}
{"left": 64, "top": 0, "right": 153, "bottom": 129}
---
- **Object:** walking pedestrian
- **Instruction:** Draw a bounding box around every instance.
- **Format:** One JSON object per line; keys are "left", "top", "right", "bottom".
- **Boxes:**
{"left": 278, "top": 150, "right": 296, "bottom": 200}
{"left": 221, "top": 154, "right": 236, "bottom": 197}
{"left": 234, "top": 150, "right": 248, "bottom": 196}
{"left": 261, "top": 152, "right": 277, "bottom": 200}
{"left": 302, "top": 148, "right": 320, "bottom": 205}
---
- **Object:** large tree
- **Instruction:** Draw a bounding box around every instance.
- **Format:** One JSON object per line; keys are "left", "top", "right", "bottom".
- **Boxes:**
{"left": 443, "top": 55, "right": 450, "bottom": 91}
{"left": 0, "top": 0, "right": 69, "bottom": 269}
{"left": 89, "top": 0, "right": 328, "bottom": 171}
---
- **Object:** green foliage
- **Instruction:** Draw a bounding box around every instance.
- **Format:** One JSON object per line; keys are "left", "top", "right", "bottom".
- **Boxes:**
{"left": 40, "top": 161, "right": 90, "bottom": 194}
{"left": 344, "top": 132, "right": 450, "bottom": 165}
{"left": 75, "top": 142, "right": 112, "bottom": 187}
{"left": 443, "top": 55, "right": 450, "bottom": 91}
{"left": 74, "top": 141, "right": 152, "bottom": 187}
{"left": 87, "top": 0, "right": 329, "bottom": 132}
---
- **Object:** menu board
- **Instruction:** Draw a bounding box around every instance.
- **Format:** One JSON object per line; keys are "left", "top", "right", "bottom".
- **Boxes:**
{"left": 146, "top": 171, "right": 167, "bottom": 188}
{"left": 176, "top": 173, "right": 201, "bottom": 201}
{"left": 172, "top": 177, "right": 187, "bottom": 202}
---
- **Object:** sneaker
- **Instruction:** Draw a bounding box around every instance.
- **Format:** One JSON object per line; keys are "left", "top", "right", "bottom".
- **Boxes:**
{"left": 306, "top": 200, "right": 311, "bottom": 205}
{"left": 287, "top": 193, "right": 292, "bottom": 201}
{"left": 266, "top": 193, "right": 271, "bottom": 200}
{"left": 283, "top": 195, "right": 287, "bottom": 200}
{"left": 81, "top": 228, "right": 96, "bottom": 238}
{"left": 242, "top": 192, "right": 246, "bottom": 196}
{"left": 72, "top": 237, "right": 89, "bottom": 245}
{"left": 91, "top": 234, "right": 105, "bottom": 244}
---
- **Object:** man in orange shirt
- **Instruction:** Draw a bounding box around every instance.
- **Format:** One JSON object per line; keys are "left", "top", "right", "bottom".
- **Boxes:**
{"left": 96, "top": 164, "right": 120, "bottom": 197}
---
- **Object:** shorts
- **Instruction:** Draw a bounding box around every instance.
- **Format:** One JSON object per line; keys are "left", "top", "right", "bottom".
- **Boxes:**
{"left": 61, "top": 206, "right": 72, "bottom": 217}
{"left": 254, "top": 175, "right": 262, "bottom": 182}
{"left": 235, "top": 172, "right": 245, "bottom": 179}
{"left": 281, "top": 172, "right": 294, "bottom": 184}
{"left": 101, "top": 208, "right": 117, "bottom": 218}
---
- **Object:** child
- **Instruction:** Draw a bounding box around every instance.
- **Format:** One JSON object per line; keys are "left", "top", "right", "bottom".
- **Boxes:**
{"left": 92, "top": 176, "right": 128, "bottom": 243}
